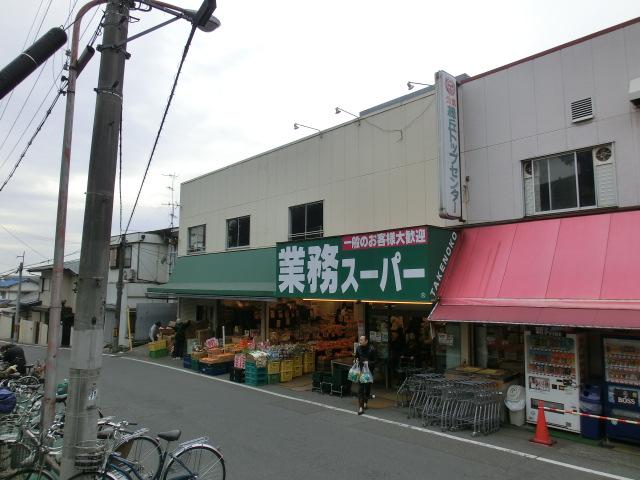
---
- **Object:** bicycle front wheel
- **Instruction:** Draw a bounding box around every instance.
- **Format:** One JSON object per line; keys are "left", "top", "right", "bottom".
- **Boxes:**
{"left": 114, "top": 435, "right": 162, "bottom": 480}
{"left": 6, "top": 468, "right": 56, "bottom": 480}
{"left": 68, "top": 471, "right": 123, "bottom": 480}
{"left": 162, "top": 445, "right": 225, "bottom": 480}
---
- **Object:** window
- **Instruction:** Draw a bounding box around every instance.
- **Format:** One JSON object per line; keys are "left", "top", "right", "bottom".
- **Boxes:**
{"left": 109, "top": 245, "right": 132, "bottom": 269}
{"left": 523, "top": 145, "right": 614, "bottom": 215}
{"left": 41, "top": 277, "right": 51, "bottom": 292}
{"left": 188, "top": 225, "right": 206, "bottom": 253}
{"left": 289, "top": 201, "right": 323, "bottom": 240}
{"left": 226, "top": 216, "right": 250, "bottom": 248}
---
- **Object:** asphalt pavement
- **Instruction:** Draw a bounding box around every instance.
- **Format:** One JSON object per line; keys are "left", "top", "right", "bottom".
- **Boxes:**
{"left": 11, "top": 343, "right": 640, "bottom": 480}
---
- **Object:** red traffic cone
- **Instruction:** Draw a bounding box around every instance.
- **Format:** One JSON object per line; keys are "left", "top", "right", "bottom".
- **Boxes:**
{"left": 530, "top": 401, "right": 556, "bottom": 446}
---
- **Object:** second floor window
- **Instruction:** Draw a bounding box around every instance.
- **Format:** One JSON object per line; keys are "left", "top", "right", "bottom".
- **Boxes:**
{"left": 523, "top": 144, "right": 616, "bottom": 216}
{"left": 188, "top": 225, "right": 206, "bottom": 253}
{"left": 227, "top": 216, "right": 250, "bottom": 249}
{"left": 41, "top": 277, "right": 51, "bottom": 292}
{"left": 109, "top": 245, "right": 132, "bottom": 269}
{"left": 289, "top": 201, "right": 323, "bottom": 241}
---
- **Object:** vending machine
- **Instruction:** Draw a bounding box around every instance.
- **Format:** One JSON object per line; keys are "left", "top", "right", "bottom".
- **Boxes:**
{"left": 603, "top": 337, "right": 640, "bottom": 443}
{"left": 524, "top": 331, "right": 586, "bottom": 433}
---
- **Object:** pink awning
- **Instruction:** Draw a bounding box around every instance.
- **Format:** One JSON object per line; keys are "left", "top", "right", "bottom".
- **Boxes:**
{"left": 430, "top": 211, "right": 640, "bottom": 329}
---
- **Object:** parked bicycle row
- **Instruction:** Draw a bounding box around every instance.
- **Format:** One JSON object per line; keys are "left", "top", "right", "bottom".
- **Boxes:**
{"left": 1, "top": 362, "right": 225, "bottom": 479}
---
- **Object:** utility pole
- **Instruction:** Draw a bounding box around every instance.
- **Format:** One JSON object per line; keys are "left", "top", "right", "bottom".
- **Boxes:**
{"left": 60, "top": 1, "right": 130, "bottom": 476}
{"left": 112, "top": 235, "right": 126, "bottom": 352}
{"left": 42, "top": 0, "right": 100, "bottom": 435}
{"left": 12, "top": 252, "right": 24, "bottom": 342}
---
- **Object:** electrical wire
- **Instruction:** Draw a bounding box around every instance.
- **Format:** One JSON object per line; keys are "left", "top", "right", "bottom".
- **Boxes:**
{"left": 124, "top": 23, "right": 199, "bottom": 235}
{"left": 31, "top": 0, "right": 55, "bottom": 44}
{"left": 0, "top": 83, "right": 66, "bottom": 193}
{"left": 0, "top": 17, "right": 105, "bottom": 192}
{"left": 0, "top": 249, "right": 81, "bottom": 278}
{"left": 361, "top": 97, "right": 435, "bottom": 142}
{"left": 0, "top": 0, "right": 46, "bottom": 123}
{"left": 0, "top": 224, "right": 48, "bottom": 259}
{"left": 0, "top": 60, "right": 51, "bottom": 153}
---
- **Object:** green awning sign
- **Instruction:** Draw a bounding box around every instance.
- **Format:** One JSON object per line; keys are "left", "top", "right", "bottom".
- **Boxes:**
{"left": 276, "top": 225, "right": 458, "bottom": 302}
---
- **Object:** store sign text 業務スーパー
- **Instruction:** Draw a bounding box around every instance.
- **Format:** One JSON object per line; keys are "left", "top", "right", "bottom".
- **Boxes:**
{"left": 276, "top": 226, "right": 458, "bottom": 302}
{"left": 436, "top": 70, "right": 462, "bottom": 220}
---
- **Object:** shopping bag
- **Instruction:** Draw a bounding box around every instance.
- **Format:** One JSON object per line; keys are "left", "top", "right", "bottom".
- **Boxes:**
{"left": 359, "top": 363, "right": 373, "bottom": 384}
{"left": 347, "top": 361, "right": 361, "bottom": 382}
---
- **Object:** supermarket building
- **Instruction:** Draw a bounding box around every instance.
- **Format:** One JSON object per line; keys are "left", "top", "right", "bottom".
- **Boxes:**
{"left": 151, "top": 17, "right": 640, "bottom": 440}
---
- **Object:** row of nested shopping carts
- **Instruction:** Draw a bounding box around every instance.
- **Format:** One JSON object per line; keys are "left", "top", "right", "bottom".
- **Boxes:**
{"left": 397, "top": 371, "right": 502, "bottom": 437}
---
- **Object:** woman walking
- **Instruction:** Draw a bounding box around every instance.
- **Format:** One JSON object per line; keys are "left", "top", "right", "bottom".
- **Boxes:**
{"left": 354, "top": 335, "right": 376, "bottom": 415}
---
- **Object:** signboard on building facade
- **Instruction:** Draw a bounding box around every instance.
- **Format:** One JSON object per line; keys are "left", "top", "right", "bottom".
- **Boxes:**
{"left": 276, "top": 225, "right": 458, "bottom": 302}
{"left": 436, "top": 70, "right": 462, "bottom": 220}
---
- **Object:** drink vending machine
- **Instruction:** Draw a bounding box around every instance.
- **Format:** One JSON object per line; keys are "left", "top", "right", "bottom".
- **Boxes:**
{"left": 603, "top": 337, "right": 640, "bottom": 444}
{"left": 524, "top": 331, "right": 586, "bottom": 433}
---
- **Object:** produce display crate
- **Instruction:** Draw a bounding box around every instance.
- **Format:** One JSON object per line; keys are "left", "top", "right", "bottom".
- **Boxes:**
{"left": 280, "top": 359, "right": 293, "bottom": 373}
{"left": 199, "top": 362, "right": 232, "bottom": 376}
{"left": 293, "top": 364, "right": 303, "bottom": 378}
{"left": 183, "top": 356, "right": 191, "bottom": 369}
{"left": 303, "top": 355, "right": 315, "bottom": 374}
{"left": 267, "top": 360, "right": 281, "bottom": 375}
{"left": 303, "top": 351, "right": 315, "bottom": 364}
{"left": 148, "top": 340, "right": 167, "bottom": 352}
{"left": 190, "top": 351, "right": 207, "bottom": 361}
{"left": 230, "top": 367, "right": 245, "bottom": 383}
{"left": 280, "top": 370, "right": 293, "bottom": 383}
{"left": 292, "top": 356, "right": 303, "bottom": 369}
{"left": 149, "top": 349, "right": 167, "bottom": 358}
{"left": 245, "top": 364, "right": 267, "bottom": 375}
{"left": 245, "top": 372, "right": 268, "bottom": 386}
{"left": 268, "top": 373, "right": 280, "bottom": 384}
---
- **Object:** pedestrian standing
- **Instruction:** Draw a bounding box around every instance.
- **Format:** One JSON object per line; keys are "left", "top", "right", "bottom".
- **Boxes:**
{"left": 172, "top": 319, "right": 191, "bottom": 358}
{"left": 149, "top": 321, "right": 162, "bottom": 342}
{"left": 354, "top": 335, "right": 376, "bottom": 415}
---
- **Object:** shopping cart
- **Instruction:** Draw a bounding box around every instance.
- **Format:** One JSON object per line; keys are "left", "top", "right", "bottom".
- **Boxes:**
{"left": 407, "top": 373, "right": 442, "bottom": 419}
{"left": 397, "top": 369, "right": 435, "bottom": 408}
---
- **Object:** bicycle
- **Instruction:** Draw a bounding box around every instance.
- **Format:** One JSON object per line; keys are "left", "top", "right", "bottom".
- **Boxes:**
{"left": 69, "top": 429, "right": 225, "bottom": 480}
{"left": 2, "top": 420, "right": 64, "bottom": 479}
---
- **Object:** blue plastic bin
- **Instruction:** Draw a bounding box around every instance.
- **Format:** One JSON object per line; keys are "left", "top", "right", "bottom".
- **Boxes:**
{"left": 580, "top": 384, "right": 603, "bottom": 440}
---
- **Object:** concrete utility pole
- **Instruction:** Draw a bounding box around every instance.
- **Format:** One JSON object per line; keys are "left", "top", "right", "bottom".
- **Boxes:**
{"left": 43, "top": 0, "right": 100, "bottom": 433}
{"left": 12, "top": 252, "right": 24, "bottom": 342}
{"left": 60, "top": 1, "right": 130, "bottom": 476}
{"left": 112, "top": 235, "right": 126, "bottom": 352}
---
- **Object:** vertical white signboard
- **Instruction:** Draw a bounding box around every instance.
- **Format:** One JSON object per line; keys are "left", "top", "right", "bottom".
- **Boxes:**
{"left": 436, "top": 70, "right": 462, "bottom": 220}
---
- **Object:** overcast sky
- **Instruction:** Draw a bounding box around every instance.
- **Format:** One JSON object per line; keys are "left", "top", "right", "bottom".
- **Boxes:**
{"left": 0, "top": 0, "right": 638, "bottom": 275}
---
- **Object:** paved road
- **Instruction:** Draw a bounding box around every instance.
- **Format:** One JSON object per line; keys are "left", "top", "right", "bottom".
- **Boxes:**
{"left": 14, "top": 344, "right": 640, "bottom": 480}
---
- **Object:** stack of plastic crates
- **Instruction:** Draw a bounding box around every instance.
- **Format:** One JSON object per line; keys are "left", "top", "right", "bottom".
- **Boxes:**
{"left": 245, "top": 362, "right": 268, "bottom": 386}
{"left": 267, "top": 360, "right": 281, "bottom": 384}
{"left": 280, "top": 360, "right": 293, "bottom": 383}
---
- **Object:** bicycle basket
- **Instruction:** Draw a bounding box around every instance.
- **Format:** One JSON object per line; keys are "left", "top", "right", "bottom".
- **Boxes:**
{"left": 75, "top": 440, "right": 107, "bottom": 471}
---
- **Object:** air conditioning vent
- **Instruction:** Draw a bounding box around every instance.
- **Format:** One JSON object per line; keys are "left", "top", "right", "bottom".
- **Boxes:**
{"left": 571, "top": 97, "right": 594, "bottom": 123}
{"left": 594, "top": 146, "right": 612, "bottom": 163}
{"left": 523, "top": 161, "right": 533, "bottom": 177}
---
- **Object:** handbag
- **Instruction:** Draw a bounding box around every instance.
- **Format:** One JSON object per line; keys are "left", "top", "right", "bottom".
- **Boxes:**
{"left": 347, "top": 360, "right": 361, "bottom": 382}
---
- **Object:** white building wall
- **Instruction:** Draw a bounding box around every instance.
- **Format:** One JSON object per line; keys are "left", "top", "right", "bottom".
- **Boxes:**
{"left": 459, "top": 22, "right": 640, "bottom": 224}
{"left": 179, "top": 91, "right": 443, "bottom": 256}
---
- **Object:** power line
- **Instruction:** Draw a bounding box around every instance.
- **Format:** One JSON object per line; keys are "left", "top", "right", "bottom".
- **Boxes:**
{"left": 0, "top": 81, "right": 66, "bottom": 193}
{"left": 0, "top": 17, "right": 104, "bottom": 192}
{"left": 124, "top": 23, "right": 198, "bottom": 235}
{"left": 0, "top": 59, "right": 51, "bottom": 153}
{"left": 0, "top": 224, "right": 48, "bottom": 259}
{"left": 0, "top": 249, "right": 81, "bottom": 278}
{"left": 31, "top": 0, "right": 55, "bottom": 44}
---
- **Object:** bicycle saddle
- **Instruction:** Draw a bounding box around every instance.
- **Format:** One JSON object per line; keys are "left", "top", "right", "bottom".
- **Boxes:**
{"left": 157, "top": 430, "right": 181, "bottom": 442}
{"left": 98, "top": 428, "right": 115, "bottom": 440}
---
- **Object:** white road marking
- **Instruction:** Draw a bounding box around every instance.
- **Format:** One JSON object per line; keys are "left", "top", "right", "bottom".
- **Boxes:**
{"left": 120, "top": 356, "right": 634, "bottom": 480}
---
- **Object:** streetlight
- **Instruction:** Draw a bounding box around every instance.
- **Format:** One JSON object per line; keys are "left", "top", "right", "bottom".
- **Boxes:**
{"left": 44, "top": 2, "right": 220, "bottom": 472}
{"left": 407, "top": 81, "right": 431, "bottom": 90}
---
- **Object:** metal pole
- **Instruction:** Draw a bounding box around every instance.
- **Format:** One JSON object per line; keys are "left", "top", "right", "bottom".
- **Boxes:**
{"left": 42, "top": 0, "right": 107, "bottom": 434}
{"left": 112, "top": 234, "right": 126, "bottom": 352}
{"left": 13, "top": 252, "right": 24, "bottom": 342}
{"left": 61, "top": 1, "right": 129, "bottom": 476}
